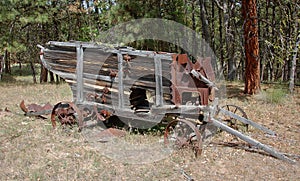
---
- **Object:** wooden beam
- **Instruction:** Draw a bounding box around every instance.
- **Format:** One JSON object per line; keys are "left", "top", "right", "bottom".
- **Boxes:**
{"left": 76, "top": 43, "right": 84, "bottom": 103}
{"left": 47, "top": 41, "right": 173, "bottom": 61}
{"left": 154, "top": 55, "right": 163, "bottom": 106}
{"left": 117, "top": 53, "right": 124, "bottom": 108}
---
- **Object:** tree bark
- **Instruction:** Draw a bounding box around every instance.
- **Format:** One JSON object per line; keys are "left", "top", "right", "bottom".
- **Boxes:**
{"left": 199, "top": 0, "right": 211, "bottom": 56}
{"left": 242, "top": 0, "right": 260, "bottom": 94}
{"left": 4, "top": 50, "right": 11, "bottom": 74}
{"left": 0, "top": 55, "right": 3, "bottom": 80}
{"left": 199, "top": 0, "right": 210, "bottom": 45}
{"left": 218, "top": 3, "right": 224, "bottom": 71}
{"left": 226, "top": 1, "right": 236, "bottom": 81}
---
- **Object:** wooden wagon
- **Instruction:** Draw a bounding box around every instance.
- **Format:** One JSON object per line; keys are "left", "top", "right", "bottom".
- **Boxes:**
{"left": 37, "top": 41, "right": 295, "bottom": 164}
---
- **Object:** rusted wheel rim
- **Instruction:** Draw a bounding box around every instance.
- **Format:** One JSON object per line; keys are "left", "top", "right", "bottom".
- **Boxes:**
{"left": 164, "top": 119, "right": 202, "bottom": 157}
{"left": 51, "top": 102, "right": 83, "bottom": 131}
{"left": 220, "top": 104, "right": 248, "bottom": 132}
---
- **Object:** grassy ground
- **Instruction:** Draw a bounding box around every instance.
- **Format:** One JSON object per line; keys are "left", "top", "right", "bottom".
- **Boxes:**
{"left": 0, "top": 68, "right": 299, "bottom": 180}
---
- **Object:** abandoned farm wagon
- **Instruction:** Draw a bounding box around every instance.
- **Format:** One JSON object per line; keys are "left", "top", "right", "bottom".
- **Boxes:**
{"left": 34, "top": 41, "right": 295, "bottom": 164}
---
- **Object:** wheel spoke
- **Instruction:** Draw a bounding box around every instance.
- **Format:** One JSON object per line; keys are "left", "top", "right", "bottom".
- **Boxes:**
{"left": 219, "top": 105, "right": 249, "bottom": 132}
{"left": 164, "top": 119, "right": 202, "bottom": 157}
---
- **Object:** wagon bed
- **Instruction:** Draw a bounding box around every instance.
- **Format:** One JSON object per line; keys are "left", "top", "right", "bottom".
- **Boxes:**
{"left": 39, "top": 41, "right": 215, "bottom": 126}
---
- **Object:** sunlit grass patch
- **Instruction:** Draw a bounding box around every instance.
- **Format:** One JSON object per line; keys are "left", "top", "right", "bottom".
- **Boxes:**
{"left": 255, "top": 88, "right": 288, "bottom": 104}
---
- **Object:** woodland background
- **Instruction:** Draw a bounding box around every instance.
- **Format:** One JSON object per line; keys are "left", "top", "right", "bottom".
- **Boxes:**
{"left": 0, "top": 0, "right": 299, "bottom": 87}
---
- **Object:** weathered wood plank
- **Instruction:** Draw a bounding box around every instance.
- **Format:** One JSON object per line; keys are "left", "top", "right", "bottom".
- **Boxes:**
{"left": 76, "top": 44, "right": 84, "bottom": 103}
{"left": 44, "top": 49, "right": 76, "bottom": 60}
{"left": 117, "top": 53, "right": 124, "bottom": 108}
{"left": 154, "top": 55, "right": 163, "bottom": 106}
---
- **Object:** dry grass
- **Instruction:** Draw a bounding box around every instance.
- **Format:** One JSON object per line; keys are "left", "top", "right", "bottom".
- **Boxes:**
{"left": 0, "top": 75, "right": 300, "bottom": 180}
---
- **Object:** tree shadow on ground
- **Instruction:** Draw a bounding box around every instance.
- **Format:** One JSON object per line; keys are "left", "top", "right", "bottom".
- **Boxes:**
{"left": 211, "top": 141, "right": 272, "bottom": 157}
{"left": 0, "top": 74, "right": 17, "bottom": 83}
{"left": 225, "top": 82, "right": 251, "bottom": 101}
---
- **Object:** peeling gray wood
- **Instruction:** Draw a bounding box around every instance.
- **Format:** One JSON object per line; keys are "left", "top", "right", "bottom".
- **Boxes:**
{"left": 47, "top": 41, "right": 173, "bottom": 60}
{"left": 76, "top": 44, "right": 84, "bottom": 103}
{"left": 117, "top": 53, "right": 124, "bottom": 108}
{"left": 154, "top": 55, "right": 163, "bottom": 106}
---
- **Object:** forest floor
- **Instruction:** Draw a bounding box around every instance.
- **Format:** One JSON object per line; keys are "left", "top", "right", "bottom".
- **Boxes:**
{"left": 0, "top": 72, "right": 300, "bottom": 180}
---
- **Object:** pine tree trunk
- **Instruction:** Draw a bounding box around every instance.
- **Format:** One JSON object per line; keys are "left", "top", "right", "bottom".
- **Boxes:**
{"left": 242, "top": 0, "right": 260, "bottom": 94}
{"left": 289, "top": 28, "right": 300, "bottom": 93}
{"left": 4, "top": 50, "right": 11, "bottom": 74}
{"left": 211, "top": 1, "right": 215, "bottom": 52}
{"left": 0, "top": 55, "right": 3, "bottom": 80}
{"left": 199, "top": 0, "right": 210, "bottom": 56}
{"left": 260, "top": 1, "right": 270, "bottom": 81}
{"left": 227, "top": 1, "right": 236, "bottom": 81}
{"left": 30, "top": 62, "right": 37, "bottom": 84}
{"left": 218, "top": 4, "right": 224, "bottom": 70}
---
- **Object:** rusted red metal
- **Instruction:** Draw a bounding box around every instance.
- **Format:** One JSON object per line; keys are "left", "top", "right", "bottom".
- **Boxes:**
{"left": 86, "top": 93, "right": 100, "bottom": 102}
{"left": 170, "top": 55, "right": 214, "bottom": 106}
{"left": 95, "top": 128, "right": 127, "bottom": 142}
{"left": 102, "top": 86, "right": 110, "bottom": 94}
{"left": 164, "top": 119, "right": 202, "bottom": 157}
{"left": 109, "top": 69, "right": 117, "bottom": 78}
{"left": 51, "top": 101, "right": 83, "bottom": 131}
{"left": 20, "top": 100, "right": 53, "bottom": 118}
{"left": 123, "top": 54, "right": 132, "bottom": 62}
{"left": 93, "top": 105, "right": 111, "bottom": 121}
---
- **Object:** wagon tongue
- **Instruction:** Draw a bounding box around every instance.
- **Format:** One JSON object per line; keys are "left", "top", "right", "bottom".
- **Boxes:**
{"left": 218, "top": 107, "right": 276, "bottom": 136}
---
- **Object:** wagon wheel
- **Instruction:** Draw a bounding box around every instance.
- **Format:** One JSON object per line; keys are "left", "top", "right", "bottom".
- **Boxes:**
{"left": 51, "top": 102, "right": 83, "bottom": 131}
{"left": 219, "top": 104, "right": 248, "bottom": 132}
{"left": 164, "top": 119, "right": 202, "bottom": 157}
